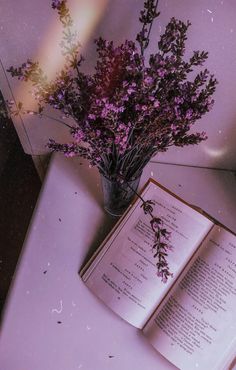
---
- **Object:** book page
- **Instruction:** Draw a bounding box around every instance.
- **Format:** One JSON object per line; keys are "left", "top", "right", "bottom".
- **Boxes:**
{"left": 82, "top": 181, "right": 213, "bottom": 328}
{"left": 143, "top": 225, "right": 236, "bottom": 370}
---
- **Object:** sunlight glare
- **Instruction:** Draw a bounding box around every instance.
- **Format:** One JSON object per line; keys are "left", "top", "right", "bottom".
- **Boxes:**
{"left": 204, "top": 146, "right": 227, "bottom": 158}
{"left": 15, "top": 0, "right": 109, "bottom": 112}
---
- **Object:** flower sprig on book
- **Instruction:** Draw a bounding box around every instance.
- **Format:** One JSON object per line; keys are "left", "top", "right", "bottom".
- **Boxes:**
{"left": 123, "top": 176, "right": 173, "bottom": 282}
{"left": 141, "top": 200, "right": 173, "bottom": 283}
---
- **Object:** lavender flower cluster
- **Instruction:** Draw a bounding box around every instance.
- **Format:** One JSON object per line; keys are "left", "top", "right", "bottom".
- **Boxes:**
{"left": 8, "top": 0, "right": 217, "bottom": 182}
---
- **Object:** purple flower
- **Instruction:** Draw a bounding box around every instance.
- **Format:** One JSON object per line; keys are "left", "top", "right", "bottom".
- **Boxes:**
{"left": 157, "top": 68, "right": 166, "bottom": 78}
{"left": 65, "top": 151, "right": 76, "bottom": 157}
{"left": 72, "top": 128, "right": 85, "bottom": 143}
{"left": 51, "top": 0, "right": 64, "bottom": 10}
{"left": 127, "top": 88, "right": 135, "bottom": 95}
{"left": 174, "top": 97, "right": 183, "bottom": 104}
{"left": 186, "top": 109, "right": 192, "bottom": 118}
{"left": 88, "top": 114, "right": 96, "bottom": 120}
{"left": 144, "top": 76, "right": 154, "bottom": 85}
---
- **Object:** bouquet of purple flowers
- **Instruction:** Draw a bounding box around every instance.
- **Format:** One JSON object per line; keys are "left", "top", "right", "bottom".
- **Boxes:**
{"left": 8, "top": 0, "right": 217, "bottom": 182}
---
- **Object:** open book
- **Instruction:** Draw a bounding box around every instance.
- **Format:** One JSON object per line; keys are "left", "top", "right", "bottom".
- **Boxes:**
{"left": 80, "top": 179, "right": 236, "bottom": 370}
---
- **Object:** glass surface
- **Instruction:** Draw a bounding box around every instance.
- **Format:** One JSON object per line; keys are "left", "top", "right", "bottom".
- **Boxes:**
{"left": 101, "top": 174, "right": 141, "bottom": 216}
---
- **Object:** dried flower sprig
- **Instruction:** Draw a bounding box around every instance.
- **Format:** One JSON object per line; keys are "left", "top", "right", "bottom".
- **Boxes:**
{"left": 136, "top": 0, "right": 160, "bottom": 55}
{"left": 122, "top": 178, "right": 173, "bottom": 283}
{"left": 141, "top": 200, "right": 173, "bottom": 283}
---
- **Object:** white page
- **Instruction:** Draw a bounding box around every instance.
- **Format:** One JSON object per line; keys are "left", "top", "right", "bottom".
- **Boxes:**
{"left": 82, "top": 181, "right": 213, "bottom": 328}
{"left": 143, "top": 225, "right": 236, "bottom": 369}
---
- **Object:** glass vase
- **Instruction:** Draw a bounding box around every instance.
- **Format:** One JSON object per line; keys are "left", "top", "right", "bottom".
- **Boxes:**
{"left": 101, "top": 173, "right": 142, "bottom": 217}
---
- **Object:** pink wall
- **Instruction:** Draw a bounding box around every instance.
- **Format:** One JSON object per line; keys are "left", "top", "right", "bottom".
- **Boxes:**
{"left": 1, "top": 0, "right": 236, "bottom": 169}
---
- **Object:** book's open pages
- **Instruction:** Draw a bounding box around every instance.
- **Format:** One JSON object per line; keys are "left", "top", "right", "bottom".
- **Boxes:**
{"left": 143, "top": 225, "right": 236, "bottom": 370}
{"left": 81, "top": 180, "right": 213, "bottom": 328}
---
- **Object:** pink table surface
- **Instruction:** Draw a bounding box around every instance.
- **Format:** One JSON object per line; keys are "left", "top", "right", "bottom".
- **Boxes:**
{"left": 0, "top": 153, "right": 236, "bottom": 370}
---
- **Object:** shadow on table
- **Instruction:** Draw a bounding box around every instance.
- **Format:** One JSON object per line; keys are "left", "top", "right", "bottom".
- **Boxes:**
{"left": 197, "top": 164, "right": 236, "bottom": 233}
{"left": 80, "top": 211, "right": 118, "bottom": 270}
{"left": 0, "top": 138, "right": 41, "bottom": 321}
